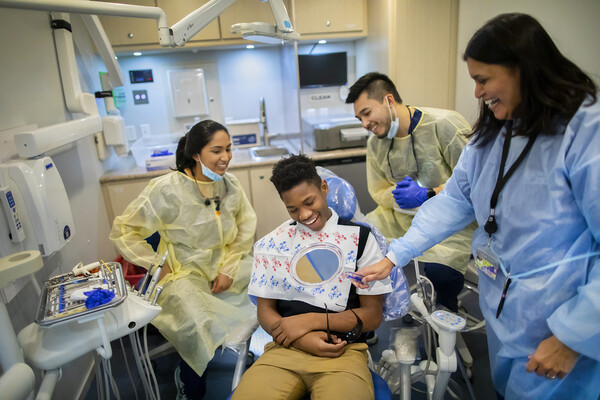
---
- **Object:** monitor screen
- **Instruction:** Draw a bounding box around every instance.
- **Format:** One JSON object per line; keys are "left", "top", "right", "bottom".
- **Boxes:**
{"left": 298, "top": 52, "right": 348, "bottom": 88}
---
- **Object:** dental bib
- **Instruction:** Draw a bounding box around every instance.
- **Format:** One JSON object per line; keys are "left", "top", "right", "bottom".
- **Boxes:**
{"left": 249, "top": 214, "right": 360, "bottom": 312}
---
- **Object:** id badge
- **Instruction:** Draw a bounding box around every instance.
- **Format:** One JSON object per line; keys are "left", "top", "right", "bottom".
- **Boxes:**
{"left": 475, "top": 246, "right": 500, "bottom": 280}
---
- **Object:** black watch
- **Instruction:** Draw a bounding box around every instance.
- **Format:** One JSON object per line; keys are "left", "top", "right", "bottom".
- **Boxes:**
{"left": 426, "top": 188, "right": 436, "bottom": 199}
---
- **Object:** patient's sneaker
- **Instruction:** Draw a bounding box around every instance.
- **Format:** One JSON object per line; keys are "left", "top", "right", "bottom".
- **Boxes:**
{"left": 366, "top": 331, "right": 378, "bottom": 345}
{"left": 174, "top": 365, "right": 190, "bottom": 400}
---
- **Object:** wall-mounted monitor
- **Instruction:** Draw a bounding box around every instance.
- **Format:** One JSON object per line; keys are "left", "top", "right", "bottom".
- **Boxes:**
{"left": 298, "top": 52, "right": 347, "bottom": 88}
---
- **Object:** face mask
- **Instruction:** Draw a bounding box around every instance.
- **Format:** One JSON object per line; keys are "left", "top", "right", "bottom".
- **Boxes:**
{"left": 198, "top": 158, "right": 225, "bottom": 182}
{"left": 386, "top": 100, "right": 399, "bottom": 139}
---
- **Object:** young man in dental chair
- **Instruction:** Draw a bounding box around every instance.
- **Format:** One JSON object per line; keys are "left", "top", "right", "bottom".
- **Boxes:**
{"left": 231, "top": 154, "right": 392, "bottom": 400}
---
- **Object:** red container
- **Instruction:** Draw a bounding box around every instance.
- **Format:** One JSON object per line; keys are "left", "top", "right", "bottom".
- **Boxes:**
{"left": 114, "top": 255, "right": 146, "bottom": 287}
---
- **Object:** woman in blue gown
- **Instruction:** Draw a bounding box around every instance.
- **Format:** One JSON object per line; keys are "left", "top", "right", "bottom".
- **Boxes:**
{"left": 357, "top": 13, "right": 600, "bottom": 400}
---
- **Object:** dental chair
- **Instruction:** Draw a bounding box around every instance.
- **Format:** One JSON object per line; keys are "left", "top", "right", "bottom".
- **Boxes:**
{"left": 226, "top": 168, "right": 394, "bottom": 400}
{"left": 320, "top": 169, "right": 480, "bottom": 399}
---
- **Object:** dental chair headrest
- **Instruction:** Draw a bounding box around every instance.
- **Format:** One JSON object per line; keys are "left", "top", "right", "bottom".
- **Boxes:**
{"left": 324, "top": 176, "right": 358, "bottom": 221}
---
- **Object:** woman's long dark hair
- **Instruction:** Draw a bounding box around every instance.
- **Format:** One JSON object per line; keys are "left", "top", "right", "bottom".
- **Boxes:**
{"left": 175, "top": 120, "right": 229, "bottom": 173}
{"left": 464, "top": 13, "right": 597, "bottom": 146}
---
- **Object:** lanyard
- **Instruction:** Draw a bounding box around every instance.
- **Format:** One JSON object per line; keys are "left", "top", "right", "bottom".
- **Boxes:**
{"left": 387, "top": 106, "right": 422, "bottom": 180}
{"left": 484, "top": 122, "right": 538, "bottom": 318}
{"left": 484, "top": 122, "right": 538, "bottom": 238}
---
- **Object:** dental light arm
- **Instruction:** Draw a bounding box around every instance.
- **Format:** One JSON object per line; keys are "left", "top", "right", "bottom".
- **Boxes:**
{"left": 169, "top": 0, "right": 237, "bottom": 46}
{"left": 171, "top": 0, "right": 299, "bottom": 46}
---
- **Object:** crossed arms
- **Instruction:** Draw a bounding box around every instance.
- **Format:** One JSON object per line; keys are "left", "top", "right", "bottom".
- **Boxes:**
{"left": 256, "top": 295, "right": 383, "bottom": 358}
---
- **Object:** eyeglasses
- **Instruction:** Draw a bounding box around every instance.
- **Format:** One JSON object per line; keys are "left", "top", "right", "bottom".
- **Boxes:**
{"left": 324, "top": 303, "right": 364, "bottom": 344}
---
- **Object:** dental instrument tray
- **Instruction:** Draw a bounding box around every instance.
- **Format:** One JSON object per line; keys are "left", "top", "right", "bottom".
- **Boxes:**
{"left": 35, "top": 261, "right": 127, "bottom": 327}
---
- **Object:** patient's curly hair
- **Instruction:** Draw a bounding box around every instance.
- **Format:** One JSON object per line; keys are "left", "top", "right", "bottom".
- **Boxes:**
{"left": 270, "top": 154, "right": 322, "bottom": 195}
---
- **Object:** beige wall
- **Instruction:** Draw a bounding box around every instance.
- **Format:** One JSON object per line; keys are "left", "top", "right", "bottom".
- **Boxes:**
{"left": 356, "top": 0, "right": 459, "bottom": 109}
{"left": 455, "top": 0, "right": 600, "bottom": 124}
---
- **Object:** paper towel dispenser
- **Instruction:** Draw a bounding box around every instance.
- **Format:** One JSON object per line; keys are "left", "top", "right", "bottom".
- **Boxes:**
{"left": 0, "top": 157, "right": 74, "bottom": 257}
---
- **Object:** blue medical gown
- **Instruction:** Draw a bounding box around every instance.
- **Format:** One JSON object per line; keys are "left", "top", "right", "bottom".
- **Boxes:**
{"left": 389, "top": 99, "right": 600, "bottom": 400}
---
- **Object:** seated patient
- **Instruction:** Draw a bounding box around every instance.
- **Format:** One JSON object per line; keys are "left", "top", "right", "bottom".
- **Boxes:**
{"left": 232, "top": 154, "right": 392, "bottom": 400}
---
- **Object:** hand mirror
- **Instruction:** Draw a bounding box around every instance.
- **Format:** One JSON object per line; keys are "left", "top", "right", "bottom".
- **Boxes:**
{"left": 290, "top": 243, "right": 362, "bottom": 286}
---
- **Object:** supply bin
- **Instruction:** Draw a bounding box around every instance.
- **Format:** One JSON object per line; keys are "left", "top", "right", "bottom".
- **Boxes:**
{"left": 130, "top": 134, "right": 181, "bottom": 168}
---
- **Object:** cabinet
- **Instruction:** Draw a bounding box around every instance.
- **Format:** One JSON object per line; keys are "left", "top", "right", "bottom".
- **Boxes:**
{"left": 294, "top": 0, "right": 366, "bottom": 36}
{"left": 101, "top": 177, "right": 152, "bottom": 224}
{"left": 97, "top": 0, "right": 221, "bottom": 46}
{"left": 248, "top": 166, "right": 289, "bottom": 239}
{"left": 95, "top": 0, "right": 367, "bottom": 51}
{"left": 96, "top": 0, "right": 160, "bottom": 46}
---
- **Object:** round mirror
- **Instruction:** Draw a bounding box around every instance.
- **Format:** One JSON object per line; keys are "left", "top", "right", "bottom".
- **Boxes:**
{"left": 291, "top": 243, "right": 343, "bottom": 286}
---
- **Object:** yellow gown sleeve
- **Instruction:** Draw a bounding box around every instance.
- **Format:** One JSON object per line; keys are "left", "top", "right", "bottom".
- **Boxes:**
{"left": 109, "top": 179, "right": 166, "bottom": 270}
{"left": 218, "top": 177, "right": 257, "bottom": 279}
{"left": 366, "top": 138, "right": 396, "bottom": 210}
{"left": 437, "top": 114, "right": 471, "bottom": 170}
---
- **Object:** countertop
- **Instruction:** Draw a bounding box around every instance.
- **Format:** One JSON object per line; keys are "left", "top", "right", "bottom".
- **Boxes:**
{"left": 100, "top": 137, "right": 367, "bottom": 183}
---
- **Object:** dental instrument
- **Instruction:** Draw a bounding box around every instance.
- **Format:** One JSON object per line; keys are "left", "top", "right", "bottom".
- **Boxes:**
{"left": 151, "top": 285, "right": 164, "bottom": 306}
{"left": 144, "top": 251, "right": 168, "bottom": 301}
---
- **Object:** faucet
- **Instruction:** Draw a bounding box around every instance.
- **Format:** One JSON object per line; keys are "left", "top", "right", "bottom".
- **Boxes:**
{"left": 259, "top": 97, "right": 269, "bottom": 147}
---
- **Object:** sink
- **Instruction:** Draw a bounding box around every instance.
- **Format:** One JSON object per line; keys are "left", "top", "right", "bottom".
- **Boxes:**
{"left": 248, "top": 146, "right": 290, "bottom": 160}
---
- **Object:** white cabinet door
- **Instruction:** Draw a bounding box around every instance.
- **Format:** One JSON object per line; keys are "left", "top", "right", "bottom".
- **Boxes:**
{"left": 249, "top": 166, "right": 290, "bottom": 239}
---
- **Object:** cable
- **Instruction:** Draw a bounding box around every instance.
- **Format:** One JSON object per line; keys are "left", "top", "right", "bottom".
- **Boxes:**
{"left": 109, "top": 358, "right": 122, "bottom": 400}
{"left": 103, "top": 357, "right": 110, "bottom": 400}
{"left": 135, "top": 329, "right": 158, "bottom": 400}
{"left": 120, "top": 337, "right": 140, "bottom": 400}
{"left": 129, "top": 332, "right": 154, "bottom": 400}
{"left": 143, "top": 325, "right": 161, "bottom": 400}
{"left": 457, "top": 351, "right": 477, "bottom": 400}
{"left": 446, "top": 377, "right": 464, "bottom": 400}
{"left": 94, "top": 353, "right": 105, "bottom": 400}
{"left": 103, "top": 357, "right": 122, "bottom": 400}
{"left": 135, "top": 329, "right": 157, "bottom": 400}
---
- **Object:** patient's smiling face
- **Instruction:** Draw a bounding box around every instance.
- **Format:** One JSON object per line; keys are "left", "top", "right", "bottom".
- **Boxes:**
{"left": 281, "top": 180, "right": 332, "bottom": 232}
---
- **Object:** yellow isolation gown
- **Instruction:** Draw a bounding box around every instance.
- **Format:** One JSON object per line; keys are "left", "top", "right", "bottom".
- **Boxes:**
{"left": 110, "top": 170, "right": 257, "bottom": 375}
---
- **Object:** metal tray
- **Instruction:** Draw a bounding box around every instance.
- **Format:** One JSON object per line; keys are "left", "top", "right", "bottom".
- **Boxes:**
{"left": 35, "top": 261, "right": 127, "bottom": 327}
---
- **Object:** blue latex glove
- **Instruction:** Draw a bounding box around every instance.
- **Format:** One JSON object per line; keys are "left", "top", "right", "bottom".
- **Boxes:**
{"left": 84, "top": 288, "right": 115, "bottom": 309}
{"left": 392, "top": 177, "right": 428, "bottom": 209}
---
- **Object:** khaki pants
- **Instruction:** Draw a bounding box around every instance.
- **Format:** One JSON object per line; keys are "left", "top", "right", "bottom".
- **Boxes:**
{"left": 232, "top": 341, "right": 374, "bottom": 400}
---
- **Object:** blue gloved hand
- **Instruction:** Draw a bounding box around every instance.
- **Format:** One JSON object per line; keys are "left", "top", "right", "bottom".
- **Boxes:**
{"left": 392, "top": 177, "right": 428, "bottom": 209}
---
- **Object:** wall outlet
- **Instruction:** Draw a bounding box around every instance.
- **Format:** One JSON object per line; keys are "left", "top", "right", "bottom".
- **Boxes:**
{"left": 140, "top": 124, "right": 151, "bottom": 137}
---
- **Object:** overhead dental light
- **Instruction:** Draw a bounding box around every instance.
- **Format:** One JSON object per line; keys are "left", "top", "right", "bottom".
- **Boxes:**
{"left": 231, "top": 22, "right": 301, "bottom": 44}
{"left": 178, "top": 0, "right": 300, "bottom": 45}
